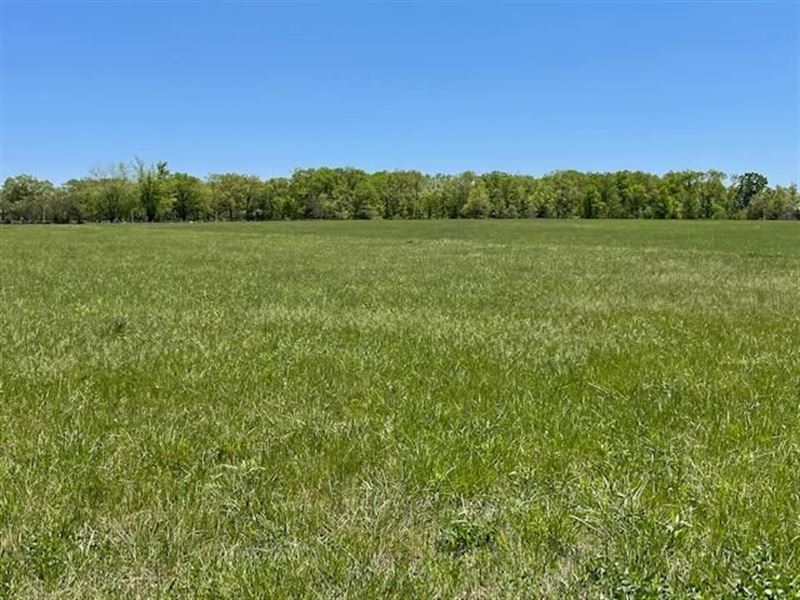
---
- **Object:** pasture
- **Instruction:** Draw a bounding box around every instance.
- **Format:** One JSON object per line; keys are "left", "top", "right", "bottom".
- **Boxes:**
{"left": 1, "top": 220, "right": 798, "bottom": 598}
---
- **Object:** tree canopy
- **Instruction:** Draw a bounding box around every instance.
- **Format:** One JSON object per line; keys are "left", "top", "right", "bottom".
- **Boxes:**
{"left": 1, "top": 162, "right": 797, "bottom": 223}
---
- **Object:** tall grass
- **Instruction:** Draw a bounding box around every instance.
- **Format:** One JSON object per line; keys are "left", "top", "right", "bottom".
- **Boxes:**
{"left": 1, "top": 221, "right": 798, "bottom": 598}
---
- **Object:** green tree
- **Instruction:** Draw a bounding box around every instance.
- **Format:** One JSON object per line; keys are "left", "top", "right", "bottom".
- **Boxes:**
{"left": 97, "top": 177, "right": 137, "bottom": 222}
{"left": 1, "top": 163, "right": 793, "bottom": 223}
{"left": 698, "top": 171, "right": 727, "bottom": 219}
{"left": 732, "top": 172, "right": 768, "bottom": 211}
{"left": 581, "top": 187, "right": 602, "bottom": 218}
{"left": 80, "top": 163, "right": 138, "bottom": 222}
{"left": 351, "top": 178, "right": 380, "bottom": 219}
{"left": 461, "top": 180, "right": 491, "bottom": 218}
{"left": 136, "top": 159, "right": 171, "bottom": 222}
{"left": 209, "top": 173, "right": 262, "bottom": 220}
{"left": 529, "top": 179, "right": 558, "bottom": 218}
{"left": 262, "top": 177, "right": 293, "bottom": 219}
{"left": 747, "top": 184, "right": 800, "bottom": 220}
{"left": 169, "top": 173, "right": 209, "bottom": 221}
{"left": 1, "top": 175, "right": 57, "bottom": 222}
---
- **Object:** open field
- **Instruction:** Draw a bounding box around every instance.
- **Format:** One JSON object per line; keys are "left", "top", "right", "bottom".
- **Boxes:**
{"left": 1, "top": 220, "right": 799, "bottom": 598}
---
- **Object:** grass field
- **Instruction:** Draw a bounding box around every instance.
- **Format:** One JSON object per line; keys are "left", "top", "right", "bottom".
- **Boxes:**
{"left": 1, "top": 220, "right": 799, "bottom": 598}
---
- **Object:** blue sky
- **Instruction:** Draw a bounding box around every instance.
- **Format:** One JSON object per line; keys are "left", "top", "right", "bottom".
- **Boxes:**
{"left": 1, "top": 1, "right": 798, "bottom": 184}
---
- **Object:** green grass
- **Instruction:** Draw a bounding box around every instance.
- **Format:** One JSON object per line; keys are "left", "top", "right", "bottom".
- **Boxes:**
{"left": 1, "top": 220, "right": 799, "bottom": 598}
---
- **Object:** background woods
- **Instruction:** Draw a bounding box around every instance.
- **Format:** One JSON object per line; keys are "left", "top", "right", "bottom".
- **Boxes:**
{"left": 2, "top": 163, "right": 797, "bottom": 223}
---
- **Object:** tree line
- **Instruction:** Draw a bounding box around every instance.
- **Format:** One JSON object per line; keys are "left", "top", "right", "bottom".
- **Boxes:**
{"left": 2, "top": 161, "right": 798, "bottom": 223}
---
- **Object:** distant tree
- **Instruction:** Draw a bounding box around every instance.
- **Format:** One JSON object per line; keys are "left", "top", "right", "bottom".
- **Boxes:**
{"left": 697, "top": 171, "right": 728, "bottom": 219}
{"left": 49, "top": 187, "right": 85, "bottom": 223}
{"left": 372, "top": 170, "right": 425, "bottom": 219}
{"left": 616, "top": 171, "right": 657, "bottom": 219}
{"left": 779, "top": 184, "right": 800, "bottom": 220}
{"left": 419, "top": 174, "right": 449, "bottom": 219}
{"left": 461, "top": 180, "right": 491, "bottom": 218}
{"left": 100, "top": 178, "right": 138, "bottom": 222}
{"left": 441, "top": 172, "right": 475, "bottom": 218}
{"left": 2, "top": 161, "right": 794, "bottom": 224}
{"left": 136, "top": 159, "right": 171, "bottom": 222}
{"left": 732, "top": 172, "right": 768, "bottom": 211}
{"left": 262, "top": 177, "right": 293, "bottom": 219}
{"left": 658, "top": 171, "right": 710, "bottom": 219}
{"left": 746, "top": 184, "right": 800, "bottom": 220}
{"left": 529, "top": 179, "right": 557, "bottom": 218}
{"left": 289, "top": 168, "right": 337, "bottom": 219}
{"left": 548, "top": 171, "right": 584, "bottom": 218}
{"left": 600, "top": 177, "right": 623, "bottom": 218}
{"left": 87, "top": 163, "right": 138, "bottom": 222}
{"left": 581, "top": 187, "right": 602, "bottom": 219}
{"left": 169, "top": 173, "right": 209, "bottom": 221}
{"left": 351, "top": 178, "right": 380, "bottom": 219}
{"left": 1, "top": 175, "right": 57, "bottom": 222}
{"left": 208, "top": 173, "right": 262, "bottom": 220}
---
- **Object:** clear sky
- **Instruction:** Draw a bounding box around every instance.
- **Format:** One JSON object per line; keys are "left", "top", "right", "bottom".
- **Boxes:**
{"left": 1, "top": 1, "right": 798, "bottom": 185}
